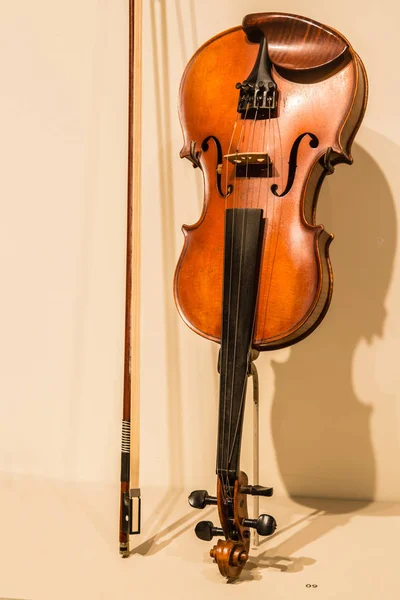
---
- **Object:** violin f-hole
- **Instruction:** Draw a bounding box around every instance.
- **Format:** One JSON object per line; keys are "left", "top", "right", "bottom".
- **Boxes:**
{"left": 202, "top": 135, "right": 233, "bottom": 198}
{"left": 271, "top": 132, "right": 319, "bottom": 197}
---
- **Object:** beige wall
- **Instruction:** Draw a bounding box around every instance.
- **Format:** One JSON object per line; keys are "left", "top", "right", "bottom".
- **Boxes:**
{"left": 1, "top": 1, "right": 399, "bottom": 503}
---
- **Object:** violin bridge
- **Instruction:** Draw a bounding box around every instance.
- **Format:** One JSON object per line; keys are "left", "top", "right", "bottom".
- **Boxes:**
{"left": 224, "top": 152, "right": 273, "bottom": 178}
{"left": 224, "top": 152, "right": 270, "bottom": 165}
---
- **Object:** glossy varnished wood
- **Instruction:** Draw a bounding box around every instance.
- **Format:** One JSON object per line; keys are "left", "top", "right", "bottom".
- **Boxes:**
{"left": 174, "top": 13, "right": 367, "bottom": 350}
{"left": 242, "top": 12, "right": 348, "bottom": 70}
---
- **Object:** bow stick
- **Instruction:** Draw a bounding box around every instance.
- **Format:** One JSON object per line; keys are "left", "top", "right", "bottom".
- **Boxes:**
{"left": 119, "top": 0, "right": 142, "bottom": 557}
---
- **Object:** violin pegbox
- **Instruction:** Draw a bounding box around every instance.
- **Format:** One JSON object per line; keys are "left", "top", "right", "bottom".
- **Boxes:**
{"left": 189, "top": 472, "right": 277, "bottom": 580}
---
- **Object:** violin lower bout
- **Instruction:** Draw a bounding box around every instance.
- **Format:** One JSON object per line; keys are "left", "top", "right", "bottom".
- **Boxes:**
{"left": 174, "top": 190, "right": 334, "bottom": 351}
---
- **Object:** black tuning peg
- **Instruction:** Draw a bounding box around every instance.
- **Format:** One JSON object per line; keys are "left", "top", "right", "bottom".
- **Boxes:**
{"left": 243, "top": 514, "right": 277, "bottom": 536}
{"left": 188, "top": 490, "right": 218, "bottom": 510}
{"left": 240, "top": 485, "right": 274, "bottom": 497}
{"left": 195, "top": 521, "right": 224, "bottom": 542}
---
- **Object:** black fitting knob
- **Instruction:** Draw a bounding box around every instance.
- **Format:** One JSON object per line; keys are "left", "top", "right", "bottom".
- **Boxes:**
{"left": 195, "top": 521, "right": 224, "bottom": 542}
{"left": 240, "top": 485, "right": 274, "bottom": 497}
{"left": 188, "top": 490, "right": 217, "bottom": 510}
{"left": 243, "top": 514, "right": 277, "bottom": 536}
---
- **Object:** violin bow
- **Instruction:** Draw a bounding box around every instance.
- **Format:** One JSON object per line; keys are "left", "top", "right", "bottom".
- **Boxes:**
{"left": 119, "top": 0, "right": 142, "bottom": 557}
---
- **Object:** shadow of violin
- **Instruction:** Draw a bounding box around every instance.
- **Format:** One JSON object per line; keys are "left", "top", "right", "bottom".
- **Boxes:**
{"left": 245, "top": 129, "right": 398, "bottom": 580}
{"left": 240, "top": 507, "right": 346, "bottom": 582}
{"left": 270, "top": 132, "right": 397, "bottom": 501}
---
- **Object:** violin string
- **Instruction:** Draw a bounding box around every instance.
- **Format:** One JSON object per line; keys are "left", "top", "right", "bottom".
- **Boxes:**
{"left": 220, "top": 104, "right": 250, "bottom": 499}
{"left": 220, "top": 117, "right": 239, "bottom": 501}
{"left": 220, "top": 87, "right": 285, "bottom": 495}
{"left": 224, "top": 113, "right": 240, "bottom": 212}
{"left": 223, "top": 110, "right": 248, "bottom": 498}
{"left": 222, "top": 108, "right": 255, "bottom": 499}
{"left": 223, "top": 105, "right": 271, "bottom": 485}
{"left": 227, "top": 104, "right": 280, "bottom": 470}
{"left": 220, "top": 112, "right": 240, "bottom": 501}
{"left": 266, "top": 104, "right": 272, "bottom": 215}
{"left": 243, "top": 108, "right": 273, "bottom": 372}
{"left": 242, "top": 116, "right": 268, "bottom": 368}
{"left": 259, "top": 104, "right": 274, "bottom": 341}
{"left": 245, "top": 111, "right": 259, "bottom": 207}
{"left": 225, "top": 108, "right": 258, "bottom": 485}
{"left": 254, "top": 116, "right": 268, "bottom": 210}
{"left": 225, "top": 193, "right": 248, "bottom": 489}
{"left": 261, "top": 104, "right": 285, "bottom": 342}
{"left": 225, "top": 101, "right": 281, "bottom": 478}
{"left": 227, "top": 111, "right": 272, "bottom": 466}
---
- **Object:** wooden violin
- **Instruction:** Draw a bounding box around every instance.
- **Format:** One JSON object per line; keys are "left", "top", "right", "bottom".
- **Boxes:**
{"left": 174, "top": 12, "right": 367, "bottom": 580}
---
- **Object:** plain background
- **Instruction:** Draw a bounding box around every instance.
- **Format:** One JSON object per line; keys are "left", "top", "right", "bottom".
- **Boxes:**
{"left": 0, "top": 0, "right": 399, "bottom": 507}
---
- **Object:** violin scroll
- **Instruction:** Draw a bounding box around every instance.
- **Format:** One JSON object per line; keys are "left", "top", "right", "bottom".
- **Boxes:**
{"left": 209, "top": 540, "right": 249, "bottom": 580}
{"left": 189, "top": 471, "right": 276, "bottom": 580}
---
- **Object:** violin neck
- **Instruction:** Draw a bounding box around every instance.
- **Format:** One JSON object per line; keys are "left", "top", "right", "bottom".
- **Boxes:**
{"left": 216, "top": 208, "right": 264, "bottom": 483}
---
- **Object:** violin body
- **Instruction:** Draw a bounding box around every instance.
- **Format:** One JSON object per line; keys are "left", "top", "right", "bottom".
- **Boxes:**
{"left": 174, "top": 12, "right": 367, "bottom": 580}
{"left": 175, "top": 13, "right": 367, "bottom": 349}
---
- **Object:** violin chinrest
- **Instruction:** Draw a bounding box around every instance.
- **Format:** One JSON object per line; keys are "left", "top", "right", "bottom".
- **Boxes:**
{"left": 243, "top": 12, "right": 348, "bottom": 71}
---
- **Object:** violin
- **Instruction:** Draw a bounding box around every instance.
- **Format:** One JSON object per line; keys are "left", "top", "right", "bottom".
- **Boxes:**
{"left": 174, "top": 12, "right": 367, "bottom": 580}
